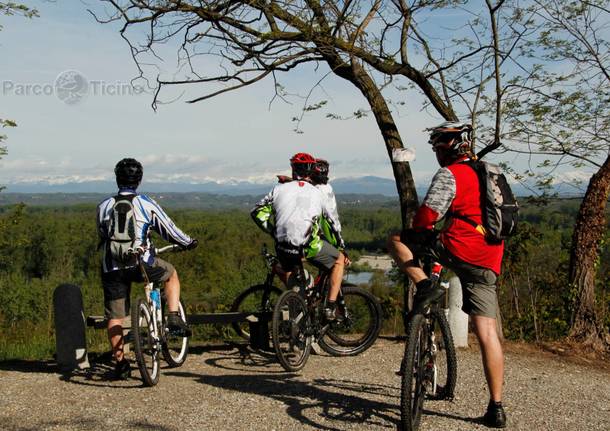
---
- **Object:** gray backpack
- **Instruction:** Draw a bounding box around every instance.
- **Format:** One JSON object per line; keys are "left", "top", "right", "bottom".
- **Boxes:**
{"left": 108, "top": 195, "right": 138, "bottom": 264}
{"left": 453, "top": 161, "right": 519, "bottom": 243}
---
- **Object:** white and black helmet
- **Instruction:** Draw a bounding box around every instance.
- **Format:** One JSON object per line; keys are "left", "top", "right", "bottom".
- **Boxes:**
{"left": 426, "top": 121, "right": 473, "bottom": 155}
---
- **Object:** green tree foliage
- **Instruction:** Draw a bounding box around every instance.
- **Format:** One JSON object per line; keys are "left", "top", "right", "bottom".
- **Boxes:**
{"left": 1, "top": 2, "right": 39, "bottom": 255}
{"left": 499, "top": 0, "right": 610, "bottom": 350}
{"left": 0, "top": 2, "right": 38, "bottom": 19}
{"left": 1, "top": 201, "right": 607, "bottom": 360}
{"left": 0, "top": 119, "right": 17, "bottom": 192}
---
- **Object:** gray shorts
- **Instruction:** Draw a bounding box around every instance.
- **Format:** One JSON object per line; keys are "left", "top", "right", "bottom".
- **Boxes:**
{"left": 430, "top": 240, "right": 498, "bottom": 318}
{"left": 102, "top": 257, "right": 175, "bottom": 319}
{"left": 402, "top": 231, "right": 498, "bottom": 318}
{"left": 308, "top": 240, "right": 340, "bottom": 271}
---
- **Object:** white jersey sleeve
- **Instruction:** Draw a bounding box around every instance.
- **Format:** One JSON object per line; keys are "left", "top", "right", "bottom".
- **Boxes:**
{"left": 135, "top": 194, "right": 193, "bottom": 247}
{"left": 317, "top": 183, "right": 342, "bottom": 234}
{"left": 421, "top": 167, "right": 456, "bottom": 219}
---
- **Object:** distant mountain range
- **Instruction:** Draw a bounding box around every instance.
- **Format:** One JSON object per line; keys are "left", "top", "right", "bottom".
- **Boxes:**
{"left": 2, "top": 176, "right": 410, "bottom": 196}
{"left": 0, "top": 175, "right": 582, "bottom": 204}
{"left": 0, "top": 191, "right": 402, "bottom": 209}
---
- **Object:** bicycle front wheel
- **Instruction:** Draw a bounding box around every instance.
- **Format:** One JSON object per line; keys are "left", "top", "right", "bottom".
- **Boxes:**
{"left": 318, "top": 284, "right": 382, "bottom": 356}
{"left": 161, "top": 299, "right": 189, "bottom": 368}
{"left": 131, "top": 298, "right": 160, "bottom": 386}
{"left": 400, "top": 313, "right": 427, "bottom": 431}
{"left": 427, "top": 309, "right": 457, "bottom": 400}
{"left": 272, "top": 290, "right": 311, "bottom": 372}
{"left": 230, "top": 284, "right": 283, "bottom": 340}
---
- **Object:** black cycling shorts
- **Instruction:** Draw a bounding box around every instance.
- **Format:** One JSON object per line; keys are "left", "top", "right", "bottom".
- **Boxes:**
{"left": 275, "top": 242, "right": 303, "bottom": 272}
{"left": 102, "top": 257, "right": 175, "bottom": 319}
{"left": 400, "top": 228, "right": 438, "bottom": 261}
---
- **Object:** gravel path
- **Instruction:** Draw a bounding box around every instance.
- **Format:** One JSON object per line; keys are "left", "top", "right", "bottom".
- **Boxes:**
{"left": 1, "top": 338, "right": 608, "bottom": 430}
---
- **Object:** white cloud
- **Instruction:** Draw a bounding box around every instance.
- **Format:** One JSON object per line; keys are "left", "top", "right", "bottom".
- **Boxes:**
{"left": 554, "top": 170, "right": 594, "bottom": 184}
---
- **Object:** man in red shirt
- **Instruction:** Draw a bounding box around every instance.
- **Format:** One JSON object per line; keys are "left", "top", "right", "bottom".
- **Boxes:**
{"left": 388, "top": 122, "right": 507, "bottom": 428}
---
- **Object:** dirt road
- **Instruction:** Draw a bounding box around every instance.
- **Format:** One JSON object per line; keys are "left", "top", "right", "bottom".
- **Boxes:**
{"left": 1, "top": 339, "right": 608, "bottom": 430}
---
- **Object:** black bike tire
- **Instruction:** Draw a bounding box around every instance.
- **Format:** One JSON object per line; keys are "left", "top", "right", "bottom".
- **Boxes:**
{"left": 400, "top": 312, "right": 427, "bottom": 431}
{"left": 271, "top": 289, "right": 311, "bottom": 372}
{"left": 230, "top": 284, "right": 283, "bottom": 340}
{"left": 131, "top": 297, "right": 160, "bottom": 387}
{"left": 317, "top": 284, "right": 382, "bottom": 356}
{"left": 161, "top": 299, "right": 189, "bottom": 368}
{"left": 429, "top": 308, "right": 457, "bottom": 400}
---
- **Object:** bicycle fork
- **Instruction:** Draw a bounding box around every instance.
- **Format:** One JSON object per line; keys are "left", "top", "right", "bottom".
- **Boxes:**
{"left": 427, "top": 327, "right": 439, "bottom": 397}
{"left": 145, "top": 282, "right": 163, "bottom": 351}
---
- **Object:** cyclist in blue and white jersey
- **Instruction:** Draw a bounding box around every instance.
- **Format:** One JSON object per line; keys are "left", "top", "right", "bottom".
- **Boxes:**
{"left": 96, "top": 158, "right": 198, "bottom": 379}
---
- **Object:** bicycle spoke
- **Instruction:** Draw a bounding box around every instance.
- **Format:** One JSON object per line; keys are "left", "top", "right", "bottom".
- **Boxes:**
{"left": 272, "top": 291, "right": 311, "bottom": 372}
{"left": 317, "top": 285, "right": 382, "bottom": 356}
{"left": 132, "top": 298, "right": 160, "bottom": 386}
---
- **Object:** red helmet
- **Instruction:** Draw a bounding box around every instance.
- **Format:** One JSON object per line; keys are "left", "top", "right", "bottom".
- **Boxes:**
{"left": 290, "top": 152, "right": 316, "bottom": 165}
{"left": 290, "top": 152, "right": 316, "bottom": 180}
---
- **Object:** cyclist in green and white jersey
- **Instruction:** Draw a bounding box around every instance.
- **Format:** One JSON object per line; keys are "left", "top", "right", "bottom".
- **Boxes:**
{"left": 252, "top": 153, "right": 349, "bottom": 320}
{"left": 310, "top": 159, "right": 346, "bottom": 252}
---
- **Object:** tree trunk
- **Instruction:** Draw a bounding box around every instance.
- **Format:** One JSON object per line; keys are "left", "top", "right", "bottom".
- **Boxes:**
{"left": 327, "top": 58, "right": 420, "bottom": 227}
{"left": 568, "top": 154, "right": 610, "bottom": 351}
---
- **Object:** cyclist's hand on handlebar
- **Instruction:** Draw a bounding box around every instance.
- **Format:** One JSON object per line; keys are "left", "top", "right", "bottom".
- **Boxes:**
{"left": 401, "top": 228, "right": 435, "bottom": 246}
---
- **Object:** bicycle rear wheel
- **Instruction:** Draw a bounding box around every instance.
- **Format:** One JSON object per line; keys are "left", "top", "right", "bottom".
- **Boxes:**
{"left": 318, "top": 284, "right": 382, "bottom": 356}
{"left": 272, "top": 290, "right": 311, "bottom": 372}
{"left": 400, "top": 313, "right": 427, "bottom": 431}
{"left": 131, "top": 298, "right": 160, "bottom": 386}
{"left": 230, "top": 284, "right": 283, "bottom": 340}
{"left": 161, "top": 299, "right": 189, "bottom": 368}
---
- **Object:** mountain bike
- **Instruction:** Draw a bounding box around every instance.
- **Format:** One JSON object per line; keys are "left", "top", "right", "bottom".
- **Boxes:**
{"left": 272, "top": 260, "right": 383, "bottom": 372}
{"left": 400, "top": 258, "right": 457, "bottom": 431}
{"left": 229, "top": 245, "right": 283, "bottom": 341}
{"left": 130, "top": 244, "right": 190, "bottom": 387}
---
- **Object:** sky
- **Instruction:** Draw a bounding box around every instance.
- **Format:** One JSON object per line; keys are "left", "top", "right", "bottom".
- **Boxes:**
{"left": 0, "top": 1, "right": 595, "bottom": 192}
{"left": 0, "top": 0, "right": 460, "bottom": 190}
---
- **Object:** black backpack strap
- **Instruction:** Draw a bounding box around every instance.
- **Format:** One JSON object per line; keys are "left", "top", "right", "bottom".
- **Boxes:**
{"left": 448, "top": 212, "right": 487, "bottom": 236}
{"left": 449, "top": 159, "right": 488, "bottom": 237}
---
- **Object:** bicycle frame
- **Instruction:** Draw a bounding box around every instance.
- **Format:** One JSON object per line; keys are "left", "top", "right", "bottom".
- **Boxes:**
{"left": 133, "top": 244, "right": 182, "bottom": 346}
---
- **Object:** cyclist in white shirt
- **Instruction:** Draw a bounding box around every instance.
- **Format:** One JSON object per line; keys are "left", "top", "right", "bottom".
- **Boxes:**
{"left": 311, "top": 159, "right": 345, "bottom": 250}
{"left": 252, "top": 153, "right": 348, "bottom": 320}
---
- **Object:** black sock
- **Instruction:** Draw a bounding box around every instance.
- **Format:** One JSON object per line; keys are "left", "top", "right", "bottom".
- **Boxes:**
{"left": 327, "top": 300, "right": 336, "bottom": 309}
{"left": 489, "top": 399, "right": 503, "bottom": 408}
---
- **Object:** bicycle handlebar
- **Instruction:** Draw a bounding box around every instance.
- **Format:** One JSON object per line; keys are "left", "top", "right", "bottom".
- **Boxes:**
{"left": 128, "top": 244, "right": 184, "bottom": 257}
{"left": 156, "top": 244, "right": 183, "bottom": 254}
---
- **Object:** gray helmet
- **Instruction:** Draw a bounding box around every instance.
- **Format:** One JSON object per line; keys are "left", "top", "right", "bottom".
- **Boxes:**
{"left": 114, "top": 158, "right": 143, "bottom": 188}
{"left": 426, "top": 121, "right": 473, "bottom": 155}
